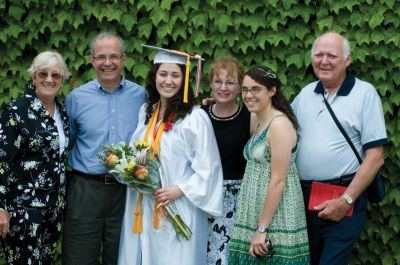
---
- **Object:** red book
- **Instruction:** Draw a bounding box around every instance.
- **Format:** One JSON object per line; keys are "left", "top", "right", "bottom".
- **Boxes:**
{"left": 308, "top": 182, "right": 354, "bottom": 217}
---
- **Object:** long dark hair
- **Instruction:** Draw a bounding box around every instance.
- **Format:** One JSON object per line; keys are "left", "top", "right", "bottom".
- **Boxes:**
{"left": 145, "top": 63, "right": 195, "bottom": 124}
{"left": 245, "top": 67, "right": 298, "bottom": 129}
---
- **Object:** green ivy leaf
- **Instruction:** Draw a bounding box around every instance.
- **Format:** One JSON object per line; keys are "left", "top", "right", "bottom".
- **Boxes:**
{"left": 317, "top": 16, "right": 333, "bottom": 31}
{"left": 9, "top": 5, "right": 25, "bottom": 20}
{"left": 132, "top": 63, "right": 150, "bottom": 80}
{"left": 192, "top": 31, "right": 206, "bottom": 47}
{"left": 7, "top": 24, "right": 24, "bottom": 38}
{"left": 160, "top": 0, "right": 176, "bottom": 10}
{"left": 182, "top": 0, "right": 200, "bottom": 11}
{"left": 247, "top": 15, "right": 266, "bottom": 33}
{"left": 242, "top": 2, "right": 262, "bottom": 13}
{"left": 121, "top": 14, "right": 137, "bottom": 31}
{"left": 137, "top": 1, "right": 157, "bottom": 11}
{"left": 286, "top": 53, "right": 304, "bottom": 69}
{"left": 369, "top": 12, "right": 385, "bottom": 29}
{"left": 124, "top": 57, "right": 135, "bottom": 71}
{"left": 213, "top": 14, "right": 233, "bottom": 33}
{"left": 150, "top": 6, "right": 170, "bottom": 25}
{"left": 156, "top": 23, "right": 171, "bottom": 39}
{"left": 137, "top": 19, "right": 153, "bottom": 39}
{"left": 190, "top": 12, "right": 208, "bottom": 28}
{"left": 172, "top": 26, "right": 187, "bottom": 42}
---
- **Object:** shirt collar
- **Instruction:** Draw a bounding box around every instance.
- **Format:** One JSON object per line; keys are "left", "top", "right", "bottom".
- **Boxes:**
{"left": 95, "top": 76, "right": 125, "bottom": 92}
{"left": 314, "top": 73, "right": 355, "bottom": 96}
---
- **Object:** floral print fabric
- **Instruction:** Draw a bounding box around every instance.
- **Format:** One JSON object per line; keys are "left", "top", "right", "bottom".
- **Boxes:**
{"left": 0, "top": 83, "right": 69, "bottom": 264}
{"left": 229, "top": 128, "right": 310, "bottom": 264}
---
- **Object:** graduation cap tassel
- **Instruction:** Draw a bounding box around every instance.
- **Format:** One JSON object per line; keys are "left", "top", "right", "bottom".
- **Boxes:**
{"left": 195, "top": 57, "right": 202, "bottom": 98}
{"left": 183, "top": 55, "right": 190, "bottom": 103}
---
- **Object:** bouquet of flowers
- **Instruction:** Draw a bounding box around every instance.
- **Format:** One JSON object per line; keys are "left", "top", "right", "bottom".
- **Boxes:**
{"left": 98, "top": 141, "right": 192, "bottom": 240}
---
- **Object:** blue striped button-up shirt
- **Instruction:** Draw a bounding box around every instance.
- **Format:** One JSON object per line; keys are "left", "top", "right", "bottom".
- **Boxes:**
{"left": 66, "top": 78, "right": 145, "bottom": 174}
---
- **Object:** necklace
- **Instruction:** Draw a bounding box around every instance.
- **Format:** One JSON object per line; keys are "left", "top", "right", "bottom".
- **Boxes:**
{"left": 208, "top": 104, "right": 242, "bottom": 121}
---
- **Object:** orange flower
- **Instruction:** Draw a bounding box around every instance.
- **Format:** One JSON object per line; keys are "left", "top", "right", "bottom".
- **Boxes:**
{"left": 106, "top": 153, "right": 119, "bottom": 167}
{"left": 134, "top": 166, "right": 149, "bottom": 180}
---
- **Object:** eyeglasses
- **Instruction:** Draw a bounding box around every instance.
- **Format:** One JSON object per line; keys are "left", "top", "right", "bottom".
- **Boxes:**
{"left": 212, "top": 80, "right": 239, "bottom": 88}
{"left": 241, "top": 86, "right": 265, "bottom": 95}
{"left": 36, "top": 71, "right": 63, "bottom": 81}
{"left": 92, "top": 54, "right": 123, "bottom": 63}
{"left": 257, "top": 68, "right": 277, "bottom": 79}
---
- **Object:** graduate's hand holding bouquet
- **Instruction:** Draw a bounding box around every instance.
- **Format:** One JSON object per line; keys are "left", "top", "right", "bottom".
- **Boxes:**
{"left": 98, "top": 141, "right": 192, "bottom": 240}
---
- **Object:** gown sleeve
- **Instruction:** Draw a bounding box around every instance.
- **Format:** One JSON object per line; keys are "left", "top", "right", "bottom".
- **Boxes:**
{"left": 176, "top": 108, "right": 224, "bottom": 217}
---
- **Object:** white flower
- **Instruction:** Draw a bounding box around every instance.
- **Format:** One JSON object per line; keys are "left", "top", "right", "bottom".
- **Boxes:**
{"left": 23, "top": 161, "right": 38, "bottom": 170}
{"left": 0, "top": 185, "right": 6, "bottom": 194}
{"left": 31, "top": 198, "right": 45, "bottom": 207}
{"left": 28, "top": 223, "right": 39, "bottom": 237}
{"left": 31, "top": 99, "right": 41, "bottom": 111}
{"left": 14, "top": 135, "right": 22, "bottom": 148}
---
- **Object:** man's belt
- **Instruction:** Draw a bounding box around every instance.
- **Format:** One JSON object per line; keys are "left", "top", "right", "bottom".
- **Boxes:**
{"left": 70, "top": 169, "right": 121, "bottom": 185}
{"left": 301, "top": 173, "right": 355, "bottom": 190}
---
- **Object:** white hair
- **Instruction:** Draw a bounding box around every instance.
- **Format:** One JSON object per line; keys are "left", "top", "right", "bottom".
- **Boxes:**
{"left": 27, "top": 51, "right": 71, "bottom": 80}
{"left": 311, "top": 33, "right": 351, "bottom": 59}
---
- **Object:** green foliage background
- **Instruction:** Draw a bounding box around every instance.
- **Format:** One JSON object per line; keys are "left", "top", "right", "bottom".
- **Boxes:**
{"left": 0, "top": 0, "right": 399, "bottom": 264}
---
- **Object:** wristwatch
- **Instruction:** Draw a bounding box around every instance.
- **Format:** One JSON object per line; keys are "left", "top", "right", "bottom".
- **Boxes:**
{"left": 256, "top": 225, "right": 268, "bottom": 233}
{"left": 342, "top": 193, "right": 353, "bottom": 205}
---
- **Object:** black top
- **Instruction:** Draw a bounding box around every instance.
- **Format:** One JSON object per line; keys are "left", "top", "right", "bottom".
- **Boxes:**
{"left": 0, "top": 83, "right": 70, "bottom": 210}
{"left": 202, "top": 104, "right": 250, "bottom": 180}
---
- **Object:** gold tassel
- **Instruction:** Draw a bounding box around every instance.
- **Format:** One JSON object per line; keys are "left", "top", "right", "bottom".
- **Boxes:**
{"left": 183, "top": 55, "right": 190, "bottom": 103}
{"left": 133, "top": 193, "right": 143, "bottom": 233}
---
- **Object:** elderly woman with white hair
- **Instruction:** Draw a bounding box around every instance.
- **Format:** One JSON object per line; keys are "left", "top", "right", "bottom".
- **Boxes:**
{"left": 0, "top": 51, "right": 70, "bottom": 264}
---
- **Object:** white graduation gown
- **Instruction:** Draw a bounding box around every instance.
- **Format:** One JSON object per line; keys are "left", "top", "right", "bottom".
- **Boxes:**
{"left": 118, "top": 105, "right": 223, "bottom": 265}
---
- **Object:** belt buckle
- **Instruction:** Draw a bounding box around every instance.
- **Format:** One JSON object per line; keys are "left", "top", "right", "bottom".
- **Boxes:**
{"left": 104, "top": 174, "right": 115, "bottom": 185}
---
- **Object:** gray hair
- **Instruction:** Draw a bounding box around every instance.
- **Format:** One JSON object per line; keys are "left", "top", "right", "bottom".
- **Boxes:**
{"left": 27, "top": 51, "right": 71, "bottom": 80}
{"left": 311, "top": 33, "right": 351, "bottom": 59}
{"left": 90, "top": 32, "right": 125, "bottom": 56}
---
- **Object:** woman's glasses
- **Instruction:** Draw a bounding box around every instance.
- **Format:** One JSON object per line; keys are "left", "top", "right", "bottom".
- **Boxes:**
{"left": 241, "top": 86, "right": 265, "bottom": 95}
{"left": 212, "top": 80, "right": 239, "bottom": 88}
{"left": 36, "top": 71, "right": 63, "bottom": 81}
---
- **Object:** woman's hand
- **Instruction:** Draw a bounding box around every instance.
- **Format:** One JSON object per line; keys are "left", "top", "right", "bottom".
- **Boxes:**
{"left": 154, "top": 186, "right": 183, "bottom": 206}
{"left": 249, "top": 232, "right": 269, "bottom": 257}
{"left": 0, "top": 210, "right": 10, "bottom": 239}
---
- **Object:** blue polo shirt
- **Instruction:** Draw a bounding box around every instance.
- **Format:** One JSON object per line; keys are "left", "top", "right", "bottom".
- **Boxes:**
{"left": 66, "top": 78, "right": 145, "bottom": 174}
{"left": 292, "top": 74, "right": 388, "bottom": 181}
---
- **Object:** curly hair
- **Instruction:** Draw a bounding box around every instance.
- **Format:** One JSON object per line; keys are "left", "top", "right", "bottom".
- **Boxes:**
{"left": 144, "top": 63, "right": 195, "bottom": 124}
{"left": 245, "top": 67, "right": 298, "bottom": 129}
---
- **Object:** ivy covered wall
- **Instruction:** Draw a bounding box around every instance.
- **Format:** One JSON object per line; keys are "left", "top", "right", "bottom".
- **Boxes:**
{"left": 0, "top": 0, "right": 399, "bottom": 264}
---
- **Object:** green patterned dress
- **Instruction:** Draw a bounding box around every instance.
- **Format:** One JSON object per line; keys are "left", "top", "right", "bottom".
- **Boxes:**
{"left": 229, "top": 126, "right": 310, "bottom": 264}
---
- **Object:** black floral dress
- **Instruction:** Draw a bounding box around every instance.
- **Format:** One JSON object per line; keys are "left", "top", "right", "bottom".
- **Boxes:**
{"left": 0, "top": 83, "right": 69, "bottom": 265}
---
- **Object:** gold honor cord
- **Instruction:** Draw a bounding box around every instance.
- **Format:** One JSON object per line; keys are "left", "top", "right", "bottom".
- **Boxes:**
{"left": 134, "top": 102, "right": 167, "bottom": 233}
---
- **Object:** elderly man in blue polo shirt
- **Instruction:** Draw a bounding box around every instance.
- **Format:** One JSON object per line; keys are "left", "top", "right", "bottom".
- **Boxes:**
{"left": 292, "top": 32, "right": 387, "bottom": 265}
{"left": 62, "top": 32, "right": 145, "bottom": 265}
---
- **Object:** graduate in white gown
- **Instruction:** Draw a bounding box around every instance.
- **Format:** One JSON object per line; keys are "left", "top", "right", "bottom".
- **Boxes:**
{"left": 118, "top": 47, "right": 224, "bottom": 265}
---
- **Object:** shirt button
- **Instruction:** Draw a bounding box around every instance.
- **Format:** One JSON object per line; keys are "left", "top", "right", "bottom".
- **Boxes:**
{"left": 111, "top": 126, "right": 115, "bottom": 129}
{"left": 112, "top": 109, "right": 115, "bottom": 112}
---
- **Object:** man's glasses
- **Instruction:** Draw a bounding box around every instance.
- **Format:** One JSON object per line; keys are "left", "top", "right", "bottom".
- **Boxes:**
{"left": 257, "top": 68, "right": 277, "bottom": 79}
{"left": 241, "top": 86, "right": 265, "bottom": 95}
{"left": 92, "top": 54, "right": 123, "bottom": 63}
{"left": 36, "top": 71, "right": 63, "bottom": 81}
{"left": 212, "top": 80, "right": 239, "bottom": 88}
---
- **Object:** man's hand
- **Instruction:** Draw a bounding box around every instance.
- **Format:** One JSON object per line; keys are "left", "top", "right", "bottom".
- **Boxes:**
{"left": 314, "top": 197, "right": 352, "bottom": 222}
